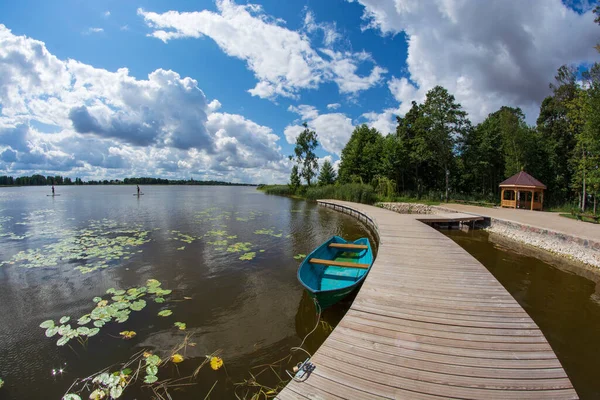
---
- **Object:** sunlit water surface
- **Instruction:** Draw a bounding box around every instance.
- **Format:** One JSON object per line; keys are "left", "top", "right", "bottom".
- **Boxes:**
{"left": 0, "top": 186, "right": 375, "bottom": 399}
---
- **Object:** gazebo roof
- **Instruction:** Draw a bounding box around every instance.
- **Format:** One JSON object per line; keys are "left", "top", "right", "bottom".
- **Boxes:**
{"left": 499, "top": 171, "right": 546, "bottom": 189}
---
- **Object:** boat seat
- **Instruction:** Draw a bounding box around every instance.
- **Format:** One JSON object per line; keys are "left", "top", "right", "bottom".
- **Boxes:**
{"left": 309, "top": 258, "right": 370, "bottom": 269}
{"left": 328, "top": 243, "right": 368, "bottom": 250}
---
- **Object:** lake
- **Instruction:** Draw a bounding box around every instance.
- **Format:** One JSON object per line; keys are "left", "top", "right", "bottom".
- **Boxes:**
{"left": 0, "top": 186, "right": 375, "bottom": 399}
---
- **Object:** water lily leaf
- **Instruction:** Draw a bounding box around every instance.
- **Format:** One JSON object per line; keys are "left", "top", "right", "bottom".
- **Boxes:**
{"left": 146, "top": 365, "right": 158, "bottom": 376}
{"left": 59, "top": 316, "right": 70, "bottom": 324}
{"left": 157, "top": 310, "right": 172, "bottom": 317}
{"left": 76, "top": 327, "right": 90, "bottom": 336}
{"left": 121, "top": 368, "right": 132, "bottom": 376}
{"left": 210, "top": 356, "right": 224, "bottom": 370}
{"left": 93, "top": 320, "right": 105, "bottom": 328}
{"left": 239, "top": 252, "right": 256, "bottom": 260}
{"left": 145, "top": 355, "right": 161, "bottom": 366}
{"left": 87, "top": 328, "right": 100, "bottom": 337}
{"left": 89, "top": 388, "right": 106, "bottom": 400}
{"left": 114, "top": 289, "right": 126, "bottom": 296}
{"left": 106, "top": 288, "right": 116, "bottom": 294}
{"left": 39, "top": 320, "right": 54, "bottom": 329}
{"left": 109, "top": 386, "right": 123, "bottom": 399}
{"left": 0, "top": 378, "right": 3, "bottom": 389}
{"left": 62, "top": 394, "right": 81, "bottom": 400}
{"left": 154, "top": 297, "right": 165, "bottom": 303}
{"left": 58, "top": 324, "right": 71, "bottom": 335}
{"left": 146, "top": 279, "right": 161, "bottom": 288}
{"left": 143, "top": 375, "right": 158, "bottom": 384}
{"left": 129, "top": 300, "right": 146, "bottom": 311}
{"left": 294, "top": 254, "right": 306, "bottom": 260}
{"left": 56, "top": 336, "right": 70, "bottom": 346}
{"left": 176, "top": 246, "right": 185, "bottom": 251}
{"left": 156, "top": 289, "right": 172, "bottom": 296}
{"left": 112, "top": 295, "right": 124, "bottom": 302}
{"left": 45, "top": 326, "right": 59, "bottom": 337}
{"left": 92, "top": 297, "right": 102, "bottom": 303}
{"left": 171, "top": 354, "right": 184, "bottom": 363}
{"left": 96, "top": 300, "right": 108, "bottom": 307}
{"left": 174, "top": 322, "right": 186, "bottom": 330}
{"left": 77, "top": 315, "right": 91, "bottom": 325}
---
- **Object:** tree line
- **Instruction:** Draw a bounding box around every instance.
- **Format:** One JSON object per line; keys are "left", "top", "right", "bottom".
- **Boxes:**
{"left": 288, "top": 9, "right": 600, "bottom": 211}
{"left": 0, "top": 175, "right": 254, "bottom": 187}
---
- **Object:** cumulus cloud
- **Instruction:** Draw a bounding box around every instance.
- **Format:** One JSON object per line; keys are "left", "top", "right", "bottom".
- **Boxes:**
{"left": 351, "top": 0, "right": 600, "bottom": 122}
{"left": 285, "top": 105, "right": 354, "bottom": 156}
{"left": 326, "top": 103, "right": 341, "bottom": 110}
{"left": 0, "top": 24, "right": 289, "bottom": 183}
{"left": 138, "top": 0, "right": 386, "bottom": 100}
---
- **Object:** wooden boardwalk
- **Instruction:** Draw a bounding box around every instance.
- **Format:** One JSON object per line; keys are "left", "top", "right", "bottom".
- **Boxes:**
{"left": 277, "top": 200, "right": 577, "bottom": 399}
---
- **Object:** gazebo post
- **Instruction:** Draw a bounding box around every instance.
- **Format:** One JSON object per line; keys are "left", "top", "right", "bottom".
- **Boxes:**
{"left": 540, "top": 191, "right": 544, "bottom": 210}
{"left": 530, "top": 190, "right": 534, "bottom": 210}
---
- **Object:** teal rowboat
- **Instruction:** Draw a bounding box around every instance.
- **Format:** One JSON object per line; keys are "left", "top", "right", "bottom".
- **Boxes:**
{"left": 297, "top": 236, "right": 373, "bottom": 309}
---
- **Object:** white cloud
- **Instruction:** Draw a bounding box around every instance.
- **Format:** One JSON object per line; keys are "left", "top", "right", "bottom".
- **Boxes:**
{"left": 303, "top": 9, "right": 341, "bottom": 47}
{"left": 351, "top": 0, "right": 600, "bottom": 122}
{"left": 138, "top": 0, "right": 386, "bottom": 100}
{"left": 84, "top": 27, "right": 104, "bottom": 35}
{"left": 326, "top": 103, "right": 341, "bottom": 110}
{"left": 103, "top": 11, "right": 111, "bottom": 18}
{"left": 286, "top": 105, "right": 354, "bottom": 156}
{"left": 362, "top": 108, "right": 398, "bottom": 135}
{"left": 0, "top": 24, "right": 289, "bottom": 183}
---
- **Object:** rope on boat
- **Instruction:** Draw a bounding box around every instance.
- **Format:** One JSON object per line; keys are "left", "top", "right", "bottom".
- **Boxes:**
{"left": 286, "top": 298, "right": 321, "bottom": 383}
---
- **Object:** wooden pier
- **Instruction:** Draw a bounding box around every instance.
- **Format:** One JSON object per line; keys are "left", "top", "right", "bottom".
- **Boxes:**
{"left": 277, "top": 200, "right": 576, "bottom": 399}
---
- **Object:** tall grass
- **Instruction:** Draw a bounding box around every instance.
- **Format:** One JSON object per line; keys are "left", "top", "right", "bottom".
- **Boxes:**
{"left": 305, "top": 184, "right": 376, "bottom": 204}
{"left": 259, "top": 185, "right": 297, "bottom": 196}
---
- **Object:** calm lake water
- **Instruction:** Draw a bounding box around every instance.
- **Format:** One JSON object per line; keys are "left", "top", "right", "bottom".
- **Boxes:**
{"left": 445, "top": 229, "right": 600, "bottom": 400}
{"left": 0, "top": 186, "right": 375, "bottom": 399}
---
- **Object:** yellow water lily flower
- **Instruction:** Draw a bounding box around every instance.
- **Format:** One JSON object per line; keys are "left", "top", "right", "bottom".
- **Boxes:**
{"left": 119, "top": 330, "right": 136, "bottom": 339}
{"left": 143, "top": 351, "right": 152, "bottom": 358}
{"left": 171, "top": 354, "right": 184, "bottom": 363}
{"left": 210, "top": 356, "right": 223, "bottom": 370}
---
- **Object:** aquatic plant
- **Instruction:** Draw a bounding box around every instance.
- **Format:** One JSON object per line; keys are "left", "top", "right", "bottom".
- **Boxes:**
{"left": 0, "top": 377, "right": 4, "bottom": 388}
{"left": 239, "top": 252, "right": 256, "bottom": 261}
{"left": 4, "top": 219, "right": 151, "bottom": 273}
{"left": 293, "top": 254, "right": 306, "bottom": 260}
{"left": 174, "top": 322, "right": 186, "bottom": 330}
{"left": 227, "top": 242, "right": 252, "bottom": 252}
{"left": 40, "top": 279, "right": 172, "bottom": 347}
{"left": 209, "top": 356, "right": 223, "bottom": 371}
{"left": 171, "top": 354, "right": 184, "bottom": 363}
{"left": 254, "top": 228, "right": 283, "bottom": 238}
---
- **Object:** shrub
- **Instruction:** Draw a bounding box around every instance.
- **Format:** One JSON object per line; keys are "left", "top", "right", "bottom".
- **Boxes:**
{"left": 305, "top": 184, "right": 376, "bottom": 204}
{"left": 260, "top": 185, "right": 297, "bottom": 196}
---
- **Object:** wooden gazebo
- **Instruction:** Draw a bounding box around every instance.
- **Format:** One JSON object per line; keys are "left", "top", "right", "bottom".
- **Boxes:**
{"left": 499, "top": 171, "right": 546, "bottom": 210}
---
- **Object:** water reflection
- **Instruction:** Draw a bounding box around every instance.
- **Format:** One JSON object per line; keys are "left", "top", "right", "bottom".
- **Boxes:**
{"left": 0, "top": 186, "right": 373, "bottom": 399}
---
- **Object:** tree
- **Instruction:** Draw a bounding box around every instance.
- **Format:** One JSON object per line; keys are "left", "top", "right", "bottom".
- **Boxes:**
{"left": 318, "top": 159, "right": 337, "bottom": 186}
{"left": 289, "top": 165, "right": 301, "bottom": 191}
{"left": 417, "top": 86, "right": 470, "bottom": 202}
{"left": 290, "top": 123, "right": 319, "bottom": 186}
{"left": 338, "top": 124, "right": 384, "bottom": 184}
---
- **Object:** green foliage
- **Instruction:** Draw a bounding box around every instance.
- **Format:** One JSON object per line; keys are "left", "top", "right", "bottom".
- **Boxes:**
{"left": 304, "top": 184, "right": 376, "bottom": 204}
{"left": 338, "top": 124, "right": 384, "bottom": 184}
{"left": 291, "top": 123, "right": 319, "bottom": 186}
{"left": 318, "top": 160, "right": 337, "bottom": 186}
{"left": 289, "top": 165, "right": 302, "bottom": 190}
{"left": 260, "top": 185, "right": 297, "bottom": 196}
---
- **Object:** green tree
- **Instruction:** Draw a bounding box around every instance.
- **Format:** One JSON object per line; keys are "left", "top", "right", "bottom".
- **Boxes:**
{"left": 417, "top": 86, "right": 470, "bottom": 201}
{"left": 290, "top": 123, "right": 319, "bottom": 186}
{"left": 289, "top": 165, "right": 301, "bottom": 191}
{"left": 338, "top": 124, "right": 384, "bottom": 184}
{"left": 318, "top": 159, "right": 337, "bottom": 186}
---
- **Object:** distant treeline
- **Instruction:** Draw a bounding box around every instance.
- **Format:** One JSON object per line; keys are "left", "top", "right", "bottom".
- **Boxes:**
{"left": 0, "top": 175, "right": 255, "bottom": 187}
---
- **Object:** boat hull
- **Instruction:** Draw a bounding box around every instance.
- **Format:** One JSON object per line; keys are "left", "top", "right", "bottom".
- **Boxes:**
{"left": 297, "top": 236, "right": 373, "bottom": 309}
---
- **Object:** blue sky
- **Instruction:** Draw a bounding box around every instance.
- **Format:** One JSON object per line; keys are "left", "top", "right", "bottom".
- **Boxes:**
{"left": 0, "top": 0, "right": 598, "bottom": 183}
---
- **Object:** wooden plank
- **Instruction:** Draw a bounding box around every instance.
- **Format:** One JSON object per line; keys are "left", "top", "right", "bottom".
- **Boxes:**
{"left": 278, "top": 200, "right": 576, "bottom": 399}
{"left": 309, "top": 258, "right": 370, "bottom": 269}
{"left": 329, "top": 243, "right": 369, "bottom": 250}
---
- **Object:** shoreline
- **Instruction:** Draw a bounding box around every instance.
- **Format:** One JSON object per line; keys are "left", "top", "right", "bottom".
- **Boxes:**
{"left": 378, "top": 202, "right": 600, "bottom": 270}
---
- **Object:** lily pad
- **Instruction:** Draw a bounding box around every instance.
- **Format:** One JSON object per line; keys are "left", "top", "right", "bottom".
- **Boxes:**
{"left": 146, "top": 365, "right": 158, "bottom": 376}
{"left": 59, "top": 316, "right": 70, "bottom": 324}
{"left": 239, "top": 252, "right": 256, "bottom": 261}
{"left": 144, "top": 375, "right": 158, "bottom": 384}
{"left": 39, "top": 320, "right": 54, "bottom": 329}
{"left": 157, "top": 310, "right": 172, "bottom": 317}
{"left": 174, "top": 322, "right": 186, "bottom": 330}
